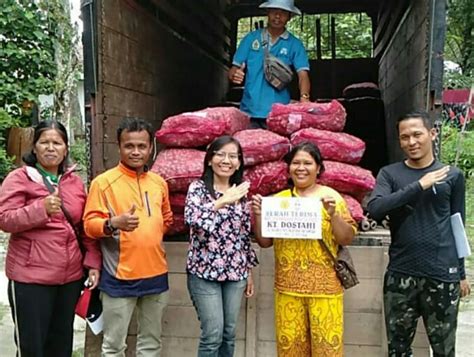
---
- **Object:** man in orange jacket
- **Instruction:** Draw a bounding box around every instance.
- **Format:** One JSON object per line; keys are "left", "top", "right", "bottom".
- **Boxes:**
{"left": 83, "top": 117, "right": 173, "bottom": 356}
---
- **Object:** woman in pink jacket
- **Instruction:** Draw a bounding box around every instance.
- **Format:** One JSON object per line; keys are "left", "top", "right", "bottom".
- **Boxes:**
{"left": 0, "top": 120, "right": 101, "bottom": 357}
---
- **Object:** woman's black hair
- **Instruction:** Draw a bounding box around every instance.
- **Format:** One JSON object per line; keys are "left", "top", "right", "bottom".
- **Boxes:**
{"left": 201, "top": 135, "right": 245, "bottom": 199}
{"left": 284, "top": 141, "right": 325, "bottom": 187}
{"left": 22, "top": 120, "right": 70, "bottom": 174}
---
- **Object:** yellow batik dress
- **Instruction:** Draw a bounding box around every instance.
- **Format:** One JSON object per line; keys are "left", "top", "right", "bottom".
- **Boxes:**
{"left": 272, "top": 187, "right": 357, "bottom": 357}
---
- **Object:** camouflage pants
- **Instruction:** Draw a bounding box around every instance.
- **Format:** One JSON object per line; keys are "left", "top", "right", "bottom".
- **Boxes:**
{"left": 383, "top": 271, "right": 460, "bottom": 357}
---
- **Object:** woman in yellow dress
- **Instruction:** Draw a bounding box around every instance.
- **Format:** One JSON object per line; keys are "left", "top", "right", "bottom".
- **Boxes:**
{"left": 252, "top": 141, "right": 357, "bottom": 356}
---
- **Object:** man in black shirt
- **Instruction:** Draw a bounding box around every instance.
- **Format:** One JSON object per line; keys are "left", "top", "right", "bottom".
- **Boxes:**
{"left": 367, "top": 110, "right": 471, "bottom": 357}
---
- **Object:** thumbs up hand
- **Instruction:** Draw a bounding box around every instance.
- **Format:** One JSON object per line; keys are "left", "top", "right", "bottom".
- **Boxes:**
{"left": 111, "top": 204, "right": 140, "bottom": 232}
{"left": 44, "top": 188, "right": 62, "bottom": 216}
{"left": 230, "top": 63, "right": 246, "bottom": 85}
{"left": 128, "top": 204, "right": 137, "bottom": 215}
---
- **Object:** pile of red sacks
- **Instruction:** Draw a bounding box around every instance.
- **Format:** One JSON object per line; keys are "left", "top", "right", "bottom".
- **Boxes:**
{"left": 265, "top": 100, "right": 375, "bottom": 222}
{"left": 152, "top": 102, "right": 376, "bottom": 234}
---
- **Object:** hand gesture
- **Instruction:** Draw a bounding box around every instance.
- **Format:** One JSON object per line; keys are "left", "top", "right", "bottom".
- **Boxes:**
{"left": 87, "top": 269, "right": 100, "bottom": 290}
{"left": 321, "top": 196, "right": 336, "bottom": 217}
{"left": 221, "top": 182, "right": 250, "bottom": 206}
{"left": 230, "top": 63, "right": 246, "bottom": 85}
{"left": 418, "top": 166, "right": 450, "bottom": 190}
{"left": 245, "top": 271, "right": 255, "bottom": 298}
{"left": 111, "top": 204, "right": 139, "bottom": 232}
{"left": 461, "top": 279, "right": 471, "bottom": 298}
{"left": 251, "top": 194, "right": 263, "bottom": 216}
{"left": 44, "top": 188, "right": 62, "bottom": 216}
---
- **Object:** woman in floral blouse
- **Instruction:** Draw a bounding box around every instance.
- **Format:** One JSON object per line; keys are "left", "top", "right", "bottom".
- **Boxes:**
{"left": 185, "top": 135, "right": 258, "bottom": 357}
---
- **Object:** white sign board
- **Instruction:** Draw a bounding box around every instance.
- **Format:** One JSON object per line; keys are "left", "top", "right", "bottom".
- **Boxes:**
{"left": 261, "top": 197, "right": 322, "bottom": 239}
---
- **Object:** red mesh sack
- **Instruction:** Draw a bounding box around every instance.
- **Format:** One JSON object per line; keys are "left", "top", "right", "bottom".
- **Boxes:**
{"left": 267, "top": 100, "right": 346, "bottom": 135}
{"left": 291, "top": 128, "right": 366, "bottom": 164}
{"left": 318, "top": 161, "right": 375, "bottom": 201}
{"left": 170, "top": 193, "right": 186, "bottom": 214}
{"left": 341, "top": 193, "right": 365, "bottom": 222}
{"left": 342, "top": 82, "right": 380, "bottom": 99}
{"left": 244, "top": 161, "right": 288, "bottom": 196}
{"left": 197, "top": 107, "right": 250, "bottom": 133}
{"left": 167, "top": 214, "right": 187, "bottom": 235}
{"left": 234, "top": 129, "right": 290, "bottom": 166}
{"left": 151, "top": 149, "right": 205, "bottom": 193}
{"left": 155, "top": 107, "right": 250, "bottom": 147}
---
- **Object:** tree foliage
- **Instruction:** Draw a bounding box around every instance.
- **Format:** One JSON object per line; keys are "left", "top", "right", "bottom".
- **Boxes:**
{"left": 441, "top": 121, "right": 474, "bottom": 178}
{"left": 45, "top": 0, "right": 82, "bottom": 122}
{"left": 445, "top": 0, "right": 473, "bottom": 79}
{"left": 0, "top": 109, "right": 20, "bottom": 181}
{"left": 237, "top": 13, "right": 372, "bottom": 60}
{"left": 0, "top": 0, "right": 57, "bottom": 114}
{"left": 0, "top": 0, "right": 81, "bottom": 181}
{"left": 0, "top": 0, "right": 81, "bottom": 119}
{"left": 287, "top": 13, "right": 372, "bottom": 59}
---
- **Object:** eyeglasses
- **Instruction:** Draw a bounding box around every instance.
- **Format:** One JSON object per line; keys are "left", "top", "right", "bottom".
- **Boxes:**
{"left": 213, "top": 151, "right": 240, "bottom": 161}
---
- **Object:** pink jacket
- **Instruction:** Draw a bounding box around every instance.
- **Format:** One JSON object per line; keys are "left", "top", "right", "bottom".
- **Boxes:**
{"left": 0, "top": 166, "right": 101, "bottom": 285}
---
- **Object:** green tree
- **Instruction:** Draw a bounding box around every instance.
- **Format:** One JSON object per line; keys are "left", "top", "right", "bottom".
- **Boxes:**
{"left": 445, "top": 0, "right": 473, "bottom": 84}
{"left": 0, "top": 0, "right": 82, "bottom": 180}
{"left": 0, "top": 109, "right": 20, "bottom": 181}
{"left": 286, "top": 13, "right": 372, "bottom": 59}
{"left": 441, "top": 121, "right": 474, "bottom": 178}
{"left": 1, "top": 0, "right": 81, "bottom": 119}
{"left": 237, "top": 13, "right": 373, "bottom": 60}
{"left": 0, "top": 0, "right": 57, "bottom": 114}
{"left": 45, "top": 0, "right": 83, "bottom": 123}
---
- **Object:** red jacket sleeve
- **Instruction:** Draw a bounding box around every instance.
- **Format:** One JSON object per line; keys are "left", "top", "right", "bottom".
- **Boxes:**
{"left": 0, "top": 169, "right": 49, "bottom": 234}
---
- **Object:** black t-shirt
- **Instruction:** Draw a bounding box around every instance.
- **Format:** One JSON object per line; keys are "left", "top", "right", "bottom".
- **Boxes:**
{"left": 367, "top": 160, "right": 465, "bottom": 282}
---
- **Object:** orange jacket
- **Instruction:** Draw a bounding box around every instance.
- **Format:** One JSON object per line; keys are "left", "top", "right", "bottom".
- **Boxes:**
{"left": 83, "top": 163, "right": 173, "bottom": 280}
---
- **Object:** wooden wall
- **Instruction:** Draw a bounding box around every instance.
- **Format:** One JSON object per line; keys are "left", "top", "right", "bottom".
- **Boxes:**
{"left": 92, "top": 0, "right": 231, "bottom": 176}
{"left": 85, "top": 238, "right": 430, "bottom": 356}
{"left": 375, "top": 0, "right": 430, "bottom": 163}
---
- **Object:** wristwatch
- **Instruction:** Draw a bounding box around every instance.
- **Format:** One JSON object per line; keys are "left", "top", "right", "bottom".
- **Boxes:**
{"left": 104, "top": 218, "right": 115, "bottom": 234}
{"left": 300, "top": 93, "right": 310, "bottom": 99}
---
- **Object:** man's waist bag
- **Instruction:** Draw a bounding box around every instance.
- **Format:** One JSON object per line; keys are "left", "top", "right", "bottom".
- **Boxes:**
{"left": 262, "top": 34, "right": 293, "bottom": 91}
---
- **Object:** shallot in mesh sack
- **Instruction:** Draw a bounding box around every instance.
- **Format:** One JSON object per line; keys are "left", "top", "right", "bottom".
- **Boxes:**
{"left": 318, "top": 161, "right": 375, "bottom": 202}
{"left": 167, "top": 214, "right": 187, "bottom": 235}
{"left": 170, "top": 193, "right": 187, "bottom": 214}
{"left": 234, "top": 129, "right": 290, "bottom": 166}
{"left": 341, "top": 193, "right": 365, "bottom": 222}
{"left": 291, "top": 128, "right": 365, "bottom": 164}
{"left": 267, "top": 100, "right": 346, "bottom": 136}
{"left": 155, "top": 107, "right": 250, "bottom": 147}
{"left": 151, "top": 149, "right": 205, "bottom": 193}
{"left": 243, "top": 160, "right": 288, "bottom": 197}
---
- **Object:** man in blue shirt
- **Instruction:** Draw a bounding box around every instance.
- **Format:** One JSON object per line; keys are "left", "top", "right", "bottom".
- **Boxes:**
{"left": 228, "top": 0, "right": 311, "bottom": 128}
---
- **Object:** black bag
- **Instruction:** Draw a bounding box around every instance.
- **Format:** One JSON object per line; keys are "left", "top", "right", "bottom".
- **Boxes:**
{"left": 319, "top": 241, "right": 359, "bottom": 290}
{"left": 262, "top": 33, "right": 293, "bottom": 90}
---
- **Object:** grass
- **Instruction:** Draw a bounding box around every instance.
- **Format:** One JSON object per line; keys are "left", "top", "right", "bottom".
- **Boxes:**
{"left": 459, "top": 177, "right": 474, "bottom": 312}
{"left": 465, "top": 177, "right": 474, "bottom": 270}
{"left": 72, "top": 348, "right": 84, "bottom": 357}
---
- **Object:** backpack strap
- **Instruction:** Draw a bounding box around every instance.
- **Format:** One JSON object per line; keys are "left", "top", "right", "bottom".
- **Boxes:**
{"left": 42, "top": 175, "right": 85, "bottom": 254}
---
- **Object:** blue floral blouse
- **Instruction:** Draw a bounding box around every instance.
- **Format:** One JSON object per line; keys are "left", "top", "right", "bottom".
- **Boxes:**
{"left": 185, "top": 180, "right": 258, "bottom": 281}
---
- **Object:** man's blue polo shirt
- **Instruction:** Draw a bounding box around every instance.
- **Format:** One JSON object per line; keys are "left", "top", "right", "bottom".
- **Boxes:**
{"left": 232, "top": 28, "right": 310, "bottom": 119}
